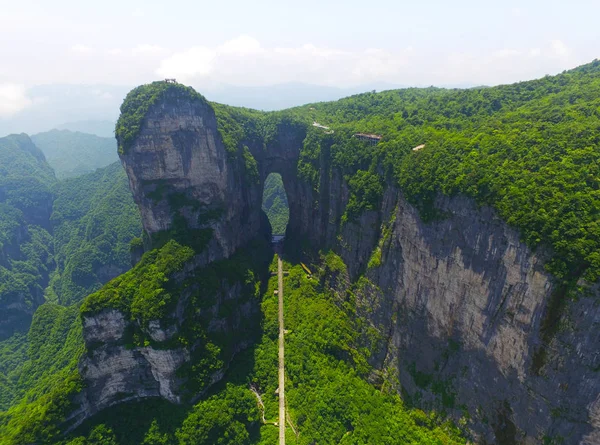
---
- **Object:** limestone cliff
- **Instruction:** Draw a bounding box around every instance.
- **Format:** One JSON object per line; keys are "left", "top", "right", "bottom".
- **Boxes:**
{"left": 338, "top": 191, "right": 600, "bottom": 444}
{"left": 117, "top": 87, "right": 263, "bottom": 262}
{"left": 83, "top": 81, "right": 599, "bottom": 444}
{"left": 69, "top": 239, "right": 269, "bottom": 432}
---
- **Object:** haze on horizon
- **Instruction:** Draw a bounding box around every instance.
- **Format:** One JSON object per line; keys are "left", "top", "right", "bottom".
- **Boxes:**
{"left": 1, "top": 0, "right": 599, "bottom": 123}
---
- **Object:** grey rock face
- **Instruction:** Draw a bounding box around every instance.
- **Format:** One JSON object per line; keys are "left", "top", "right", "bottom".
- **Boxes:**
{"left": 71, "top": 262, "right": 261, "bottom": 431}
{"left": 337, "top": 191, "right": 600, "bottom": 444}
{"left": 74, "top": 308, "right": 187, "bottom": 426}
{"left": 118, "top": 93, "right": 263, "bottom": 261}
{"left": 117, "top": 90, "right": 323, "bottom": 261}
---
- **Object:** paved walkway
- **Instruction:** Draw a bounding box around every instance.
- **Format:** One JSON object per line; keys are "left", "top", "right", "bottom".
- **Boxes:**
{"left": 278, "top": 255, "right": 286, "bottom": 445}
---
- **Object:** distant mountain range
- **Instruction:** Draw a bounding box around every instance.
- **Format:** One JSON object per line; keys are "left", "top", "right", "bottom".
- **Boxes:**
{"left": 55, "top": 120, "right": 115, "bottom": 138}
{"left": 31, "top": 129, "right": 118, "bottom": 179}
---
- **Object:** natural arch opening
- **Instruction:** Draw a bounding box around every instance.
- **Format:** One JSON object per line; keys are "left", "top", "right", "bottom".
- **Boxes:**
{"left": 262, "top": 173, "right": 289, "bottom": 236}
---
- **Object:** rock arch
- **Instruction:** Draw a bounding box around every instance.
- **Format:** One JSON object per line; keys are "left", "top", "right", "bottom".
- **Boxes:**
{"left": 118, "top": 91, "right": 325, "bottom": 262}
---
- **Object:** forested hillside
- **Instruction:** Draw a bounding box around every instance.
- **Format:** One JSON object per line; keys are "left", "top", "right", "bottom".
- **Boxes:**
{"left": 48, "top": 162, "right": 142, "bottom": 305}
{"left": 0, "top": 134, "right": 56, "bottom": 339}
{"left": 261, "top": 173, "right": 289, "bottom": 235}
{"left": 0, "top": 142, "right": 140, "bottom": 410}
{"left": 298, "top": 60, "right": 600, "bottom": 285}
{"left": 56, "top": 120, "right": 116, "bottom": 138}
{"left": 0, "top": 245, "right": 466, "bottom": 445}
{"left": 32, "top": 130, "right": 118, "bottom": 179}
{"left": 0, "top": 127, "right": 141, "bottom": 308}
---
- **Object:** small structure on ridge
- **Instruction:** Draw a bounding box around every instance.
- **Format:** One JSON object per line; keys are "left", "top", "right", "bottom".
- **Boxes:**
{"left": 354, "top": 133, "right": 382, "bottom": 145}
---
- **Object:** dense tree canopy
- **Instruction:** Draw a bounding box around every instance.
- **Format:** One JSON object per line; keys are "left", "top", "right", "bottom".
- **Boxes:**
{"left": 298, "top": 60, "right": 600, "bottom": 283}
{"left": 49, "top": 162, "right": 142, "bottom": 305}
{"left": 0, "top": 134, "right": 56, "bottom": 324}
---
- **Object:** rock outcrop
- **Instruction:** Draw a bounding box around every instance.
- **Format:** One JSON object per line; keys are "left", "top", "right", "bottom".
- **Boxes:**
{"left": 89, "top": 82, "right": 599, "bottom": 444}
{"left": 70, "top": 250, "right": 266, "bottom": 431}
{"left": 340, "top": 192, "right": 600, "bottom": 444}
{"left": 118, "top": 91, "right": 263, "bottom": 261}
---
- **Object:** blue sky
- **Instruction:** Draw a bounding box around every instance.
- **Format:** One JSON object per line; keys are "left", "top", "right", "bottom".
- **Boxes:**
{"left": 0, "top": 0, "right": 599, "bottom": 116}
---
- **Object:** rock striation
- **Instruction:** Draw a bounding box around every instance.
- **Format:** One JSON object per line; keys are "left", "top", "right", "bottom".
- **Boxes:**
{"left": 118, "top": 91, "right": 262, "bottom": 261}
{"left": 70, "top": 255, "right": 265, "bottom": 432}
{"left": 342, "top": 192, "right": 600, "bottom": 444}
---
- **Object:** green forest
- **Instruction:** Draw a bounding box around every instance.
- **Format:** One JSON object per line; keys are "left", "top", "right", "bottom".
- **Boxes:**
{"left": 48, "top": 162, "right": 141, "bottom": 305}
{"left": 262, "top": 173, "right": 289, "bottom": 235}
{"left": 0, "top": 136, "right": 141, "bottom": 313}
{"left": 299, "top": 61, "right": 600, "bottom": 284}
{"left": 1, "top": 245, "right": 466, "bottom": 445}
{"left": 0, "top": 60, "right": 599, "bottom": 444}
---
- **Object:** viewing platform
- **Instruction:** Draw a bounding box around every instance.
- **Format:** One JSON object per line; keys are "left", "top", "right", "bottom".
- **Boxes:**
{"left": 354, "top": 133, "right": 382, "bottom": 145}
{"left": 312, "top": 121, "right": 334, "bottom": 134}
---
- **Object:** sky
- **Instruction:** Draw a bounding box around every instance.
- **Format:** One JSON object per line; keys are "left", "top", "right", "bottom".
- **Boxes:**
{"left": 0, "top": 0, "right": 599, "bottom": 118}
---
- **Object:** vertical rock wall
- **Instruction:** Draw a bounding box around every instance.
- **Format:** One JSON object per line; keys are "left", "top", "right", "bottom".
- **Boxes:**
{"left": 336, "top": 191, "right": 600, "bottom": 444}
{"left": 118, "top": 92, "right": 264, "bottom": 262}
{"left": 109, "top": 85, "right": 600, "bottom": 444}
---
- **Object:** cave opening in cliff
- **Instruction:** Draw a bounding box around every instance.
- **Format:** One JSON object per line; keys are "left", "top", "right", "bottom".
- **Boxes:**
{"left": 262, "top": 172, "right": 289, "bottom": 236}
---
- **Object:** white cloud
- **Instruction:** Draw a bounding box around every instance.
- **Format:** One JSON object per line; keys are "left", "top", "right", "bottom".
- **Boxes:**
{"left": 0, "top": 84, "right": 32, "bottom": 117}
{"left": 158, "top": 47, "right": 216, "bottom": 79}
{"left": 439, "top": 40, "right": 578, "bottom": 86}
{"left": 16, "top": 36, "right": 583, "bottom": 90}
{"left": 133, "top": 44, "right": 164, "bottom": 55}
{"left": 155, "top": 36, "right": 585, "bottom": 88}
{"left": 551, "top": 39, "right": 569, "bottom": 57}
{"left": 156, "top": 36, "right": 413, "bottom": 87}
{"left": 70, "top": 44, "right": 92, "bottom": 54}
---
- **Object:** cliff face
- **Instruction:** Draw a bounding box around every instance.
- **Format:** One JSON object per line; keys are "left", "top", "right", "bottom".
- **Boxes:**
{"left": 117, "top": 87, "right": 323, "bottom": 261}
{"left": 79, "top": 309, "right": 188, "bottom": 407}
{"left": 94, "top": 84, "right": 599, "bottom": 444}
{"left": 70, "top": 248, "right": 266, "bottom": 431}
{"left": 334, "top": 191, "right": 600, "bottom": 444}
{"left": 118, "top": 92, "right": 263, "bottom": 261}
